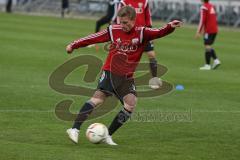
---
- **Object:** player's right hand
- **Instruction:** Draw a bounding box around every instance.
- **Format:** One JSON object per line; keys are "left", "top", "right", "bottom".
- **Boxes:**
{"left": 66, "top": 44, "right": 73, "bottom": 54}
{"left": 194, "top": 32, "right": 201, "bottom": 39}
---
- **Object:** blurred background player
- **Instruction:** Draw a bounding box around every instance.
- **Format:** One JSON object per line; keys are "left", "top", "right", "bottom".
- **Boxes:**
{"left": 195, "top": 0, "right": 221, "bottom": 70}
{"left": 95, "top": 0, "right": 120, "bottom": 33}
{"left": 88, "top": 0, "right": 120, "bottom": 49}
{"left": 6, "top": 0, "right": 12, "bottom": 13}
{"left": 118, "top": 0, "right": 162, "bottom": 89}
{"left": 61, "top": 0, "right": 69, "bottom": 18}
{"left": 66, "top": 6, "right": 181, "bottom": 145}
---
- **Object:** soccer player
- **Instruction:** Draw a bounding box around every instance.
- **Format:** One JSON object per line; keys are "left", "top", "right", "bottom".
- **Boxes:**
{"left": 61, "top": 0, "right": 69, "bottom": 18}
{"left": 195, "top": 0, "right": 221, "bottom": 70}
{"left": 117, "top": 0, "right": 162, "bottom": 88}
{"left": 66, "top": 6, "right": 181, "bottom": 145}
{"left": 95, "top": 0, "right": 120, "bottom": 33}
{"left": 88, "top": 0, "right": 120, "bottom": 49}
{"left": 6, "top": 0, "right": 12, "bottom": 13}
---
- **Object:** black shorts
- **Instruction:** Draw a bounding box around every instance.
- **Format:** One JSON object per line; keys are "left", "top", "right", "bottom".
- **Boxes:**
{"left": 97, "top": 70, "right": 136, "bottom": 104}
{"left": 204, "top": 33, "right": 217, "bottom": 45}
{"left": 144, "top": 41, "right": 154, "bottom": 52}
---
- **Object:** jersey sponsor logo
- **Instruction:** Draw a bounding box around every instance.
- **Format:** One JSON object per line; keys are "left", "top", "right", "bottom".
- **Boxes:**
{"left": 110, "top": 38, "right": 139, "bottom": 53}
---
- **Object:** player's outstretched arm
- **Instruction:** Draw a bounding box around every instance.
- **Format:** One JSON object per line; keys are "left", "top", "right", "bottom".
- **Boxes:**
{"left": 66, "top": 29, "right": 111, "bottom": 54}
{"left": 144, "top": 20, "right": 182, "bottom": 41}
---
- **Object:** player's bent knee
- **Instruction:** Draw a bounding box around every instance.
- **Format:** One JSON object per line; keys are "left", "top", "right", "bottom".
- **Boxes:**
{"left": 147, "top": 51, "right": 156, "bottom": 58}
{"left": 124, "top": 104, "right": 135, "bottom": 112}
{"left": 89, "top": 97, "right": 104, "bottom": 106}
{"left": 90, "top": 90, "right": 106, "bottom": 106}
{"left": 123, "top": 94, "right": 137, "bottom": 112}
{"left": 205, "top": 45, "right": 212, "bottom": 51}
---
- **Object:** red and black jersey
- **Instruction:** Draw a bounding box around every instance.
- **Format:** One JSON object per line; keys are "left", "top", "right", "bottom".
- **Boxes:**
{"left": 117, "top": 0, "right": 152, "bottom": 27}
{"left": 197, "top": 2, "right": 218, "bottom": 34}
{"left": 70, "top": 24, "right": 174, "bottom": 77}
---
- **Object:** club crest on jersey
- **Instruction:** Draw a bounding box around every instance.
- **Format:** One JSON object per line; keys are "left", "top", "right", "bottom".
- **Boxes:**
{"left": 136, "top": 3, "right": 143, "bottom": 14}
{"left": 132, "top": 38, "right": 139, "bottom": 44}
{"left": 116, "top": 38, "right": 121, "bottom": 44}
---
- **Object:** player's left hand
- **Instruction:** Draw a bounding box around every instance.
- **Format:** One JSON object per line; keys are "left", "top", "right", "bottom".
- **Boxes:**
{"left": 66, "top": 44, "right": 73, "bottom": 54}
{"left": 169, "top": 20, "right": 182, "bottom": 28}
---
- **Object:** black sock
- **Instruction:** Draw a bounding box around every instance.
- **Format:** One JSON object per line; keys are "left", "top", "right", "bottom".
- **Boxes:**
{"left": 210, "top": 49, "right": 217, "bottom": 59}
{"left": 72, "top": 101, "right": 95, "bottom": 130}
{"left": 149, "top": 58, "right": 158, "bottom": 77}
{"left": 108, "top": 108, "right": 132, "bottom": 135}
{"left": 205, "top": 51, "right": 211, "bottom": 65}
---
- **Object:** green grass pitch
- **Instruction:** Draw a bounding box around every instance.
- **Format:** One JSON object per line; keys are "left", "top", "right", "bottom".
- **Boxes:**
{"left": 0, "top": 13, "right": 240, "bottom": 160}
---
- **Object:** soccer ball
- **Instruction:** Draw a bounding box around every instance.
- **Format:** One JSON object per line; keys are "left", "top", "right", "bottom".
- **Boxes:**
{"left": 86, "top": 123, "right": 108, "bottom": 144}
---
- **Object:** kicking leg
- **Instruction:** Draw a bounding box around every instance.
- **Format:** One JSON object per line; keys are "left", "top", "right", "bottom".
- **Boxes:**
{"left": 104, "top": 94, "right": 137, "bottom": 145}
{"left": 67, "top": 90, "right": 107, "bottom": 143}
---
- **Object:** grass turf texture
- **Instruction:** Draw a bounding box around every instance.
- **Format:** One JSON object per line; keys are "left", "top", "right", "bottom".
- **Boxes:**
{"left": 0, "top": 13, "right": 240, "bottom": 160}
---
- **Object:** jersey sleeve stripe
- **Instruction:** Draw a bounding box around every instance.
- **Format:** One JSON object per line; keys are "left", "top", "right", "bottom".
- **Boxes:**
{"left": 72, "top": 30, "right": 108, "bottom": 44}
{"left": 140, "top": 27, "right": 144, "bottom": 43}
{"left": 145, "top": 0, "right": 149, "bottom": 8}
{"left": 108, "top": 25, "right": 114, "bottom": 42}
{"left": 120, "top": 0, "right": 126, "bottom": 6}
{"left": 201, "top": 6, "right": 208, "bottom": 10}
{"left": 77, "top": 30, "right": 107, "bottom": 41}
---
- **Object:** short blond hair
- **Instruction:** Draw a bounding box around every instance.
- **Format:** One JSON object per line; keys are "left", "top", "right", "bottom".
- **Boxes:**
{"left": 117, "top": 6, "right": 136, "bottom": 20}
